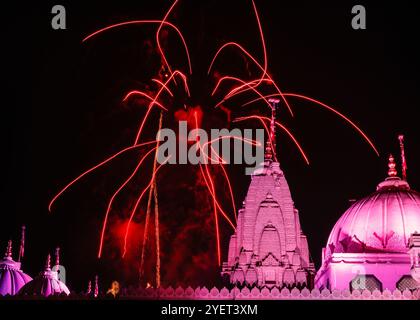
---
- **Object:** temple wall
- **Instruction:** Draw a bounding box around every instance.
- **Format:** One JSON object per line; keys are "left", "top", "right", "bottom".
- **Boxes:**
{"left": 320, "top": 261, "right": 412, "bottom": 290}
{"left": 124, "top": 286, "right": 420, "bottom": 300}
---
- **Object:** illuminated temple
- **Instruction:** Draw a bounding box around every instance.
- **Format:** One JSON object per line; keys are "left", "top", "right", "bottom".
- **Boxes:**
{"left": 221, "top": 100, "right": 316, "bottom": 288}
{"left": 1, "top": 122, "right": 420, "bottom": 298}
{"left": 315, "top": 152, "right": 420, "bottom": 292}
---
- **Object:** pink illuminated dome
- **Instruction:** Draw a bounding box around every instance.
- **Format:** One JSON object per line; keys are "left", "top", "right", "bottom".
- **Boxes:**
{"left": 316, "top": 148, "right": 420, "bottom": 291}
{"left": 19, "top": 251, "right": 70, "bottom": 297}
{"left": 325, "top": 155, "right": 420, "bottom": 257}
{"left": 0, "top": 240, "right": 32, "bottom": 296}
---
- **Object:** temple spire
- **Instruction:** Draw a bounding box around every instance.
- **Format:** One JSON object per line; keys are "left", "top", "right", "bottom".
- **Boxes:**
{"left": 55, "top": 247, "right": 60, "bottom": 267}
{"left": 18, "top": 225, "right": 25, "bottom": 262}
{"left": 266, "top": 98, "right": 280, "bottom": 161}
{"left": 5, "top": 240, "right": 12, "bottom": 259}
{"left": 86, "top": 280, "right": 92, "bottom": 295}
{"left": 398, "top": 135, "right": 407, "bottom": 181}
{"left": 45, "top": 254, "right": 51, "bottom": 270}
{"left": 387, "top": 154, "right": 397, "bottom": 178}
{"left": 94, "top": 275, "right": 99, "bottom": 298}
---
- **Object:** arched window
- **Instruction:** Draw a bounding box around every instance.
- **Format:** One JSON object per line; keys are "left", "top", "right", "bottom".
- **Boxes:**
{"left": 397, "top": 275, "right": 418, "bottom": 291}
{"left": 350, "top": 274, "right": 382, "bottom": 292}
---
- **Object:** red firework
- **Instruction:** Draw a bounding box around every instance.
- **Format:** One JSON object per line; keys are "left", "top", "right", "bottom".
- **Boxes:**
{"left": 48, "top": 0, "right": 379, "bottom": 287}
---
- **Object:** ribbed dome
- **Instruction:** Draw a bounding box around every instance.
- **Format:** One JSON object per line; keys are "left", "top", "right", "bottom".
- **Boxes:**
{"left": 0, "top": 241, "right": 32, "bottom": 296}
{"left": 19, "top": 254, "right": 70, "bottom": 297}
{"left": 0, "top": 258, "right": 32, "bottom": 296}
{"left": 326, "top": 177, "right": 420, "bottom": 255}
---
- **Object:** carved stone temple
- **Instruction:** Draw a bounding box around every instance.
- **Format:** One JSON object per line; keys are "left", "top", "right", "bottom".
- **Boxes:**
{"left": 221, "top": 99, "right": 315, "bottom": 288}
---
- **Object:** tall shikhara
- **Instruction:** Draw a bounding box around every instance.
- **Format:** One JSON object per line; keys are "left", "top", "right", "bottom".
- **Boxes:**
{"left": 222, "top": 100, "right": 315, "bottom": 288}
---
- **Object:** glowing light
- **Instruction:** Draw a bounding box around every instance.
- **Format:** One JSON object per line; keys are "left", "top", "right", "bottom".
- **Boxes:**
{"left": 234, "top": 115, "right": 310, "bottom": 165}
{"left": 156, "top": 0, "right": 180, "bottom": 79}
{"left": 208, "top": 0, "right": 292, "bottom": 116}
{"left": 123, "top": 157, "right": 169, "bottom": 258}
{"left": 123, "top": 90, "right": 168, "bottom": 111}
{"left": 82, "top": 20, "right": 192, "bottom": 75}
{"left": 49, "top": 140, "right": 156, "bottom": 212}
{"left": 98, "top": 146, "right": 157, "bottom": 258}
{"left": 134, "top": 70, "right": 190, "bottom": 145}
{"left": 242, "top": 93, "right": 379, "bottom": 156}
{"left": 152, "top": 79, "right": 174, "bottom": 97}
{"left": 50, "top": 0, "right": 381, "bottom": 282}
{"left": 213, "top": 76, "right": 274, "bottom": 111}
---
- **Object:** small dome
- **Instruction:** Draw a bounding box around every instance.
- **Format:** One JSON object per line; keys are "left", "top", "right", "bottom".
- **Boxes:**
{"left": 326, "top": 177, "right": 420, "bottom": 255}
{"left": 19, "top": 254, "right": 70, "bottom": 297}
{"left": 0, "top": 241, "right": 32, "bottom": 296}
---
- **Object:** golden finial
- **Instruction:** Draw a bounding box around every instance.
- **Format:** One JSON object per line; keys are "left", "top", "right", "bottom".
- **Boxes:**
{"left": 45, "top": 254, "right": 51, "bottom": 270}
{"left": 388, "top": 154, "right": 397, "bottom": 177}
{"left": 55, "top": 247, "right": 60, "bottom": 267}
{"left": 5, "top": 240, "right": 12, "bottom": 258}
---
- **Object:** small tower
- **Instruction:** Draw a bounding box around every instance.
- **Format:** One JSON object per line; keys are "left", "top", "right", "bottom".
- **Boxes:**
{"left": 86, "top": 280, "right": 92, "bottom": 295}
{"left": 94, "top": 275, "right": 99, "bottom": 298}
{"left": 55, "top": 247, "right": 60, "bottom": 268}
{"left": 18, "top": 226, "right": 25, "bottom": 262}
{"left": 5, "top": 240, "right": 12, "bottom": 259}
{"left": 398, "top": 135, "right": 408, "bottom": 181}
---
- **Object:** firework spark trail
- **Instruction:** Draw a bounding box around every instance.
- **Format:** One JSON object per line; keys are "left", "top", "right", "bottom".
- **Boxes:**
{"left": 97, "top": 146, "right": 158, "bottom": 258}
{"left": 134, "top": 70, "right": 190, "bottom": 145}
{"left": 205, "top": 165, "right": 221, "bottom": 266}
{"left": 192, "top": 113, "right": 264, "bottom": 264}
{"left": 234, "top": 115, "right": 310, "bottom": 165}
{"left": 139, "top": 112, "right": 163, "bottom": 282}
{"left": 153, "top": 179, "right": 160, "bottom": 287}
{"left": 208, "top": 1, "right": 293, "bottom": 115}
{"left": 250, "top": 0, "right": 267, "bottom": 88}
{"left": 212, "top": 76, "right": 276, "bottom": 111}
{"left": 193, "top": 111, "right": 222, "bottom": 264}
{"left": 232, "top": 113, "right": 277, "bottom": 162}
{"left": 82, "top": 20, "right": 192, "bottom": 75}
{"left": 212, "top": 77, "right": 271, "bottom": 97}
{"left": 152, "top": 79, "right": 174, "bottom": 97}
{"left": 123, "top": 156, "right": 170, "bottom": 258}
{"left": 50, "top": 0, "right": 382, "bottom": 280}
{"left": 48, "top": 140, "right": 156, "bottom": 212}
{"left": 224, "top": 78, "right": 279, "bottom": 101}
{"left": 205, "top": 145, "right": 238, "bottom": 223}
{"left": 197, "top": 159, "right": 236, "bottom": 230}
{"left": 219, "top": 164, "right": 237, "bottom": 222}
{"left": 156, "top": 0, "right": 180, "bottom": 80}
{"left": 241, "top": 93, "right": 380, "bottom": 156}
{"left": 196, "top": 135, "right": 261, "bottom": 230}
{"left": 123, "top": 90, "right": 168, "bottom": 111}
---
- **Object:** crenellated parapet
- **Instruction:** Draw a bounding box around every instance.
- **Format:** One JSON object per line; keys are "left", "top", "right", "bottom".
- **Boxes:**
{"left": 123, "top": 286, "right": 420, "bottom": 300}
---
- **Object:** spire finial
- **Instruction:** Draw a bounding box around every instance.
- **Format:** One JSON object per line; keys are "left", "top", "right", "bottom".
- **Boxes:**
{"left": 94, "top": 275, "right": 99, "bottom": 298}
{"left": 5, "top": 240, "right": 12, "bottom": 259}
{"left": 86, "top": 280, "right": 92, "bottom": 295}
{"left": 18, "top": 225, "right": 26, "bottom": 262}
{"left": 55, "top": 247, "right": 60, "bottom": 267}
{"left": 388, "top": 154, "right": 397, "bottom": 177}
{"left": 266, "top": 98, "right": 280, "bottom": 161}
{"left": 398, "top": 135, "right": 407, "bottom": 181}
{"left": 45, "top": 254, "right": 51, "bottom": 270}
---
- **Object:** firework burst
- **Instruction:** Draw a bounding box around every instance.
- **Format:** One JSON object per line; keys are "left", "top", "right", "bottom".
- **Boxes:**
{"left": 48, "top": 0, "right": 379, "bottom": 287}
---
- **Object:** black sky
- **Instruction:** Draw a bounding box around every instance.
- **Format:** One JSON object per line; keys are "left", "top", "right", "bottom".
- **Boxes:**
{"left": 1, "top": 0, "right": 419, "bottom": 292}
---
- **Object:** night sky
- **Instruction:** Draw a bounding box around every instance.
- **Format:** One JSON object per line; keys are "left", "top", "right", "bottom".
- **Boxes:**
{"left": 2, "top": 0, "right": 419, "bottom": 292}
